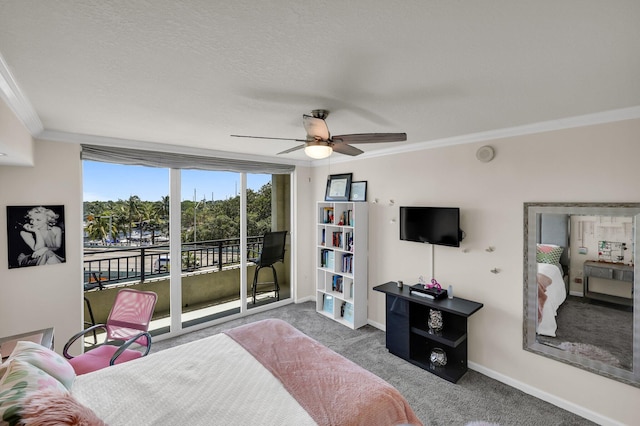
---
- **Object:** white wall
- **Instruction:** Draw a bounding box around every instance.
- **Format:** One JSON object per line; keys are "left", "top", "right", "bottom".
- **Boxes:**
{"left": 306, "top": 118, "right": 640, "bottom": 425}
{"left": 0, "top": 138, "right": 82, "bottom": 350}
{"left": 0, "top": 96, "right": 34, "bottom": 166}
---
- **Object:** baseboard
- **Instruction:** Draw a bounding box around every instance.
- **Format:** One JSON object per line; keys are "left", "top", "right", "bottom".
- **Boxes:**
{"left": 468, "top": 362, "right": 624, "bottom": 426}
{"left": 295, "top": 295, "right": 315, "bottom": 304}
{"left": 367, "top": 319, "right": 385, "bottom": 331}
{"left": 569, "top": 290, "right": 584, "bottom": 297}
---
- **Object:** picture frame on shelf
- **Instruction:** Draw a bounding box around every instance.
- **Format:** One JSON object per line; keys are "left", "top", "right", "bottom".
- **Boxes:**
{"left": 324, "top": 173, "right": 352, "bottom": 201}
{"left": 349, "top": 181, "right": 367, "bottom": 202}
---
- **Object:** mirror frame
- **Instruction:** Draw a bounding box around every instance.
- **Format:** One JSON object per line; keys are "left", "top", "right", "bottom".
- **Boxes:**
{"left": 523, "top": 202, "right": 640, "bottom": 387}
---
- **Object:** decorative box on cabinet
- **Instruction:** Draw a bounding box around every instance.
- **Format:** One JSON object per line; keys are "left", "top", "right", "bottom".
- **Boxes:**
{"left": 316, "top": 201, "right": 368, "bottom": 329}
{"left": 373, "top": 282, "right": 482, "bottom": 383}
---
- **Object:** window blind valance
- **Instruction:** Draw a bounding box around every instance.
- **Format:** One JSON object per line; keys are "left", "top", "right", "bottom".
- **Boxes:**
{"left": 81, "top": 144, "right": 295, "bottom": 174}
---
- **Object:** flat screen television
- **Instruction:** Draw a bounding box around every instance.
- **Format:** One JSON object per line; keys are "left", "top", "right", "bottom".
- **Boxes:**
{"left": 399, "top": 206, "right": 462, "bottom": 247}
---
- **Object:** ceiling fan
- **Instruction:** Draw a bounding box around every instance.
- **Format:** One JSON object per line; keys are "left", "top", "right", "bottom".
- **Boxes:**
{"left": 231, "top": 109, "right": 407, "bottom": 159}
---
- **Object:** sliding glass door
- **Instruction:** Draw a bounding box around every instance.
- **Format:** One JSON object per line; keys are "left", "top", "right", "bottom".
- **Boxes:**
{"left": 246, "top": 173, "right": 291, "bottom": 309}
{"left": 83, "top": 158, "right": 292, "bottom": 344}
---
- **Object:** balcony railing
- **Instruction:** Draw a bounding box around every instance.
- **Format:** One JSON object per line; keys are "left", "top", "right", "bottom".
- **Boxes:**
{"left": 83, "top": 236, "right": 263, "bottom": 288}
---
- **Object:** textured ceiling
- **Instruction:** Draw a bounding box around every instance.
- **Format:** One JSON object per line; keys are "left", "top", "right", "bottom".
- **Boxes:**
{"left": 0, "top": 1, "right": 639, "bottom": 163}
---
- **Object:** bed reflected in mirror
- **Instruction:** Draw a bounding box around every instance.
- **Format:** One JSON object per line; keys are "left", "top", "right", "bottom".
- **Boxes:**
{"left": 523, "top": 203, "right": 640, "bottom": 387}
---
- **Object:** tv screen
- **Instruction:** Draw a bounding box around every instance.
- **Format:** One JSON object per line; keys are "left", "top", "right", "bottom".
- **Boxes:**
{"left": 400, "top": 206, "right": 461, "bottom": 247}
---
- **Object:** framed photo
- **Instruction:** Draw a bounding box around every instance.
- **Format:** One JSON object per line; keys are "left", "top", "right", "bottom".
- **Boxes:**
{"left": 324, "top": 173, "right": 352, "bottom": 201}
{"left": 349, "top": 181, "right": 367, "bottom": 202}
{"left": 6, "top": 205, "right": 66, "bottom": 269}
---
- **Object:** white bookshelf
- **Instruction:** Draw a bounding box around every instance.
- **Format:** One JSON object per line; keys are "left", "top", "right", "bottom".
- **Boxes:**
{"left": 315, "top": 201, "right": 368, "bottom": 329}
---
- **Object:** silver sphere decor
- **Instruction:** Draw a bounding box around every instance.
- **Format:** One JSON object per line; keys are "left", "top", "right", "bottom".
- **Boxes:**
{"left": 429, "top": 347, "right": 448, "bottom": 368}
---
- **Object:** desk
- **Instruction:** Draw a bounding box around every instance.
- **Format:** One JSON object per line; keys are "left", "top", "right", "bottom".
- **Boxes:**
{"left": 583, "top": 261, "right": 633, "bottom": 306}
{"left": 373, "top": 282, "right": 482, "bottom": 383}
{"left": 0, "top": 328, "right": 54, "bottom": 361}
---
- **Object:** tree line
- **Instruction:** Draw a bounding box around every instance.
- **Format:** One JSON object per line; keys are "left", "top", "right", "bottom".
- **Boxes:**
{"left": 84, "top": 182, "right": 272, "bottom": 244}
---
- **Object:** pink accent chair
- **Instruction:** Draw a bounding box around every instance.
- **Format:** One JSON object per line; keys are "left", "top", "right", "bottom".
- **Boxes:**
{"left": 64, "top": 289, "right": 158, "bottom": 375}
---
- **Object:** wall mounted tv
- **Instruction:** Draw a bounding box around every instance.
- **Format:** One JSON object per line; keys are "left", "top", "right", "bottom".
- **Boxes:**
{"left": 399, "top": 206, "right": 462, "bottom": 247}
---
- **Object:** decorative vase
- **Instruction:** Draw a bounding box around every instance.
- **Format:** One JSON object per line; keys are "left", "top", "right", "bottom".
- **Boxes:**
{"left": 427, "top": 309, "right": 443, "bottom": 334}
{"left": 429, "top": 347, "right": 447, "bottom": 368}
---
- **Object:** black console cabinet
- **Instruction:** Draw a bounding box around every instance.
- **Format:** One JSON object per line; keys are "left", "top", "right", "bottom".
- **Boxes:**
{"left": 373, "top": 282, "right": 483, "bottom": 383}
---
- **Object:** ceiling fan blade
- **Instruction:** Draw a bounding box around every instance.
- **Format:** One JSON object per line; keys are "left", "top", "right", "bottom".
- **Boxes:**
{"left": 277, "top": 144, "right": 305, "bottom": 155}
{"left": 230, "top": 134, "right": 306, "bottom": 142}
{"left": 332, "top": 143, "right": 364, "bottom": 156}
{"left": 302, "top": 115, "right": 330, "bottom": 140}
{"left": 332, "top": 133, "right": 407, "bottom": 144}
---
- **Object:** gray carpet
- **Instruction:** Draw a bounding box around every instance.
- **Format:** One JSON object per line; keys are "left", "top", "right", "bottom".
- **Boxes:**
{"left": 151, "top": 302, "right": 594, "bottom": 426}
{"left": 538, "top": 296, "right": 632, "bottom": 370}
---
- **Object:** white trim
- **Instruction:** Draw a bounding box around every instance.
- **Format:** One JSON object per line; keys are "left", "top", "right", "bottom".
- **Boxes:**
{"left": 367, "top": 319, "right": 385, "bottom": 331}
{"left": 314, "top": 105, "right": 640, "bottom": 166}
{"left": 0, "top": 52, "right": 43, "bottom": 135}
{"left": 294, "top": 295, "right": 315, "bottom": 304}
{"left": 468, "top": 361, "right": 624, "bottom": 426}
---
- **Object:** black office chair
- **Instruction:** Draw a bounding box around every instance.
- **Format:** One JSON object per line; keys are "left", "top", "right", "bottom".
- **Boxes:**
{"left": 248, "top": 231, "right": 287, "bottom": 304}
{"left": 83, "top": 272, "right": 106, "bottom": 344}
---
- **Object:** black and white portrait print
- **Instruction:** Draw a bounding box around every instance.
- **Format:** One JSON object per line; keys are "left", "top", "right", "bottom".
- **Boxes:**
{"left": 7, "top": 205, "right": 66, "bottom": 269}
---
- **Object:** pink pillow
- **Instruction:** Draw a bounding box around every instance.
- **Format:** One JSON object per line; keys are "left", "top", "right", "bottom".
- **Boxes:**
{"left": 0, "top": 359, "right": 68, "bottom": 424}
{"left": 7, "top": 340, "right": 75, "bottom": 389}
{"left": 20, "top": 388, "right": 105, "bottom": 426}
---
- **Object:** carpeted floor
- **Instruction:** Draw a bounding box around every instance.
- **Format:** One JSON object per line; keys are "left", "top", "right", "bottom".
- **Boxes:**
{"left": 537, "top": 296, "right": 632, "bottom": 370}
{"left": 152, "top": 301, "right": 594, "bottom": 426}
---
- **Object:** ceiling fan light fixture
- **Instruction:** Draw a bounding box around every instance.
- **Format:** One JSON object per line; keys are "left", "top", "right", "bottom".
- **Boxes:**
{"left": 304, "top": 143, "right": 333, "bottom": 159}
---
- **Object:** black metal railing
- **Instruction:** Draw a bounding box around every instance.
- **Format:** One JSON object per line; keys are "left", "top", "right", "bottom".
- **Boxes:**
{"left": 83, "top": 236, "right": 264, "bottom": 288}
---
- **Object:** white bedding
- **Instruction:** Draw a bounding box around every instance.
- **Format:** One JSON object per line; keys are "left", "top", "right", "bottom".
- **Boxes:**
{"left": 537, "top": 262, "right": 567, "bottom": 337}
{"left": 72, "top": 333, "right": 316, "bottom": 426}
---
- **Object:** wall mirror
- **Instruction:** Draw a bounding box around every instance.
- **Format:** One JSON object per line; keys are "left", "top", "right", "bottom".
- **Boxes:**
{"left": 524, "top": 202, "right": 639, "bottom": 387}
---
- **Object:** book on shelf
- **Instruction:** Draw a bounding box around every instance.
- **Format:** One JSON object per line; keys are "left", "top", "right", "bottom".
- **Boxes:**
{"left": 321, "top": 228, "right": 326, "bottom": 246}
{"left": 341, "top": 301, "right": 354, "bottom": 323}
{"left": 323, "top": 207, "right": 334, "bottom": 224}
{"left": 323, "top": 294, "right": 334, "bottom": 314}
{"left": 320, "top": 249, "right": 335, "bottom": 270}
{"left": 345, "top": 231, "right": 354, "bottom": 251}
{"left": 332, "top": 231, "right": 343, "bottom": 248}
{"left": 342, "top": 253, "right": 353, "bottom": 274}
{"left": 331, "top": 275, "right": 343, "bottom": 292}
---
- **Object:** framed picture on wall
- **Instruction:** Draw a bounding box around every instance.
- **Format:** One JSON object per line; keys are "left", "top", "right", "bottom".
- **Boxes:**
{"left": 324, "top": 173, "right": 352, "bottom": 201}
{"left": 349, "top": 181, "right": 367, "bottom": 202}
{"left": 6, "top": 205, "right": 66, "bottom": 269}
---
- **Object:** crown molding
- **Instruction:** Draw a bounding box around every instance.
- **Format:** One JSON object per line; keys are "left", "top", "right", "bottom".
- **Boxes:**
{"left": 38, "top": 129, "right": 312, "bottom": 167}
{"left": 315, "top": 105, "right": 640, "bottom": 166}
{"left": 0, "top": 53, "right": 43, "bottom": 136}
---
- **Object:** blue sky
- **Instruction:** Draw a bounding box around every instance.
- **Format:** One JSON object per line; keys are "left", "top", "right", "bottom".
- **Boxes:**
{"left": 83, "top": 161, "right": 271, "bottom": 202}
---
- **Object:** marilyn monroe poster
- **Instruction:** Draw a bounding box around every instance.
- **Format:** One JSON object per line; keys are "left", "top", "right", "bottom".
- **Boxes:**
{"left": 7, "top": 205, "right": 66, "bottom": 269}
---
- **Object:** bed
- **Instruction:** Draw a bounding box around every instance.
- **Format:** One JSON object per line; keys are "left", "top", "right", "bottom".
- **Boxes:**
{"left": 0, "top": 319, "right": 422, "bottom": 426}
{"left": 537, "top": 261, "right": 567, "bottom": 336}
{"left": 535, "top": 213, "right": 570, "bottom": 337}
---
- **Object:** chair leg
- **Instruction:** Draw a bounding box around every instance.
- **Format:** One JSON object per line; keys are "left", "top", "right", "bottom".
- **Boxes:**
{"left": 84, "top": 297, "right": 97, "bottom": 344}
{"left": 270, "top": 265, "right": 280, "bottom": 301}
{"left": 252, "top": 266, "right": 260, "bottom": 304}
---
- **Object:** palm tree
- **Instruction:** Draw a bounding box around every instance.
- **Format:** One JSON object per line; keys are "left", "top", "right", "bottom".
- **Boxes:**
{"left": 155, "top": 196, "right": 170, "bottom": 239}
{"left": 126, "top": 195, "right": 142, "bottom": 244}
{"left": 85, "top": 215, "right": 118, "bottom": 244}
{"left": 139, "top": 203, "right": 162, "bottom": 244}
